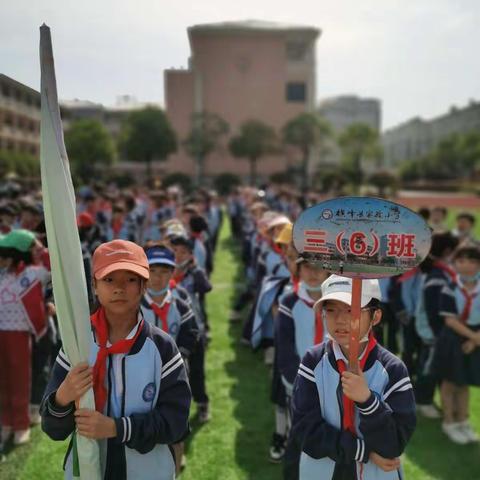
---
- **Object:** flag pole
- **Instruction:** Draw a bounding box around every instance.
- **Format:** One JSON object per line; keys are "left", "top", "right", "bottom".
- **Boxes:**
{"left": 40, "top": 24, "right": 101, "bottom": 480}
{"left": 348, "top": 278, "right": 362, "bottom": 374}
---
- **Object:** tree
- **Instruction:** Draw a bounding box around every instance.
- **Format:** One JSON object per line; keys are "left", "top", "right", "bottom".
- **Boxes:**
{"left": 338, "top": 123, "right": 382, "bottom": 193}
{"left": 162, "top": 172, "right": 193, "bottom": 194}
{"left": 229, "top": 120, "right": 277, "bottom": 186}
{"left": 213, "top": 173, "right": 241, "bottom": 196}
{"left": 282, "top": 113, "right": 332, "bottom": 193}
{"left": 65, "top": 119, "right": 115, "bottom": 182}
{"left": 183, "top": 112, "right": 229, "bottom": 186}
{"left": 368, "top": 170, "right": 399, "bottom": 197}
{"left": 120, "top": 107, "right": 177, "bottom": 182}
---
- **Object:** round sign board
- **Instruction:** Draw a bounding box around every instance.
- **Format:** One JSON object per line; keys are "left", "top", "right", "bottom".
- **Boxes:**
{"left": 293, "top": 197, "right": 432, "bottom": 279}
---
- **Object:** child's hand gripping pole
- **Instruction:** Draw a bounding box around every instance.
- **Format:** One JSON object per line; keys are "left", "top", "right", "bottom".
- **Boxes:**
{"left": 348, "top": 278, "right": 362, "bottom": 374}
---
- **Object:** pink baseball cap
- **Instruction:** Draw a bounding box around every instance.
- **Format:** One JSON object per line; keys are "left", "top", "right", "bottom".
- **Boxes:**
{"left": 92, "top": 240, "right": 149, "bottom": 280}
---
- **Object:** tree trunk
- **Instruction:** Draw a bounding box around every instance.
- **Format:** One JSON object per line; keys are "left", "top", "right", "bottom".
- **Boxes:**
{"left": 195, "top": 155, "right": 204, "bottom": 187}
{"left": 301, "top": 148, "right": 309, "bottom": 194}
{"left": 249, "top": 157, "right": 257, "bottom": 186}
{"left": 145, "top": 156, "right": 153, "bottom": 187}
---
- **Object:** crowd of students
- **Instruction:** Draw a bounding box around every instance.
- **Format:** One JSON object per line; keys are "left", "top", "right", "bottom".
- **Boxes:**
{"left": 228, "top": 187, "right": 480, "bottom": 479}
{"left": 0, "top": 180, "right": 478, "bottom": 479}
{"left": 0, "top": 182, "right": 220, "bottom": 477}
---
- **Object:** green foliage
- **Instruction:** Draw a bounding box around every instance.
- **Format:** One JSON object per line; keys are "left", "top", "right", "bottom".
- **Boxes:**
{"left": 162, "top": 172, "right": 193, "bottom": 194}
{"left": 183, "top": 112, "right": 229, "bottom": 185}
{"left": 398, "top": 130, "right": 480, "bottom": 182}
{"left": 269, "top": 170, "right": 296, "bottom": 185}
{"left": 368, "top": 170, "right": 399, "bottom": 196}
{"left": 314, "top": 165, "right": 347, "bottom": 193}
{"left": 282, "top": 113, "right": 332, "bottom": 192}
{"left": 338, "top": 123, "right": 382, "bottom": 192}
{"left": 120, "top": 107, "right": 177, "bottom": 177}
{"left": 0, "top": 150, "right": 39, "bottom": 178}
{"left": 213, "top": 173, "right": 241, "bottom": 196}
{"left": 64, "top": 119, "right": 115, "bottom": 182}
{"left": 229, "top": 120, "right": 277, "bottom": 185}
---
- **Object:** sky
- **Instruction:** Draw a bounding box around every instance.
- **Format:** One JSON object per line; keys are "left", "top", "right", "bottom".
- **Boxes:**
{"left": 2, "top": 0, "right": 479, "bottom": 130}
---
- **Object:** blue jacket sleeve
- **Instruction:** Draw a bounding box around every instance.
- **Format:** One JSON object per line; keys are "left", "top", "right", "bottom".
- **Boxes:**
{"left": 113, "top": 333, "right": 192, "bottom": 453}
{"left": 275, "top": 296, "right": 300, "bottom": 394}
{"left": 423, "top": 273, "right": 447, "bottom": 336}
{"left": 175, "top": 299, "right": 200, "bottom": 358}
{"left": 40, "top": 349, "right": 76, "bottom": 441}
{"left": 290, "top": 349, "right": 369, "bottom": 464}
{"left": 356, "top": 357, "right": 416, "bottom": 458}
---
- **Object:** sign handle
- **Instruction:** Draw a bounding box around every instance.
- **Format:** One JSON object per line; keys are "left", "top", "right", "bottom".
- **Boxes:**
{"left": 349, "top": 278, "right": 362, "bottom": 374}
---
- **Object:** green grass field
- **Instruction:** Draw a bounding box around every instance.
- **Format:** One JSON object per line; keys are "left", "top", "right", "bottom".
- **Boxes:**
{"left": 1, "top": 217, "right": 480, "bottom": 480}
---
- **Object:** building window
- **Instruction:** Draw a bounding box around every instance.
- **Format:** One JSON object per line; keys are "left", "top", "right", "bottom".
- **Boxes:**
{"left": 286, "top": 82, "right": 306, "bottom": 102}
{"left": 286, "top": 41, "right": 308, "bottom": 62}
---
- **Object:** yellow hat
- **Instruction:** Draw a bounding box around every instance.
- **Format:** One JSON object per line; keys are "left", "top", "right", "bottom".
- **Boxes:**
{"left": 274, "top": 222, "right": 293, "bottom": 245}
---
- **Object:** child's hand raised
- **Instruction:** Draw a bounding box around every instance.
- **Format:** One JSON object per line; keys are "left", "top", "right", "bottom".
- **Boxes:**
{"left": 341, "top": 369, "right": 371, "bottom": 403}
{"left": 369, "top": 452, "right": 400, "bottom": 472}
{"left": 74, "top": 409, "right": 117, "bottom": 439}
{"left": 55, "top": 362, "right": 93, "bottom": 407}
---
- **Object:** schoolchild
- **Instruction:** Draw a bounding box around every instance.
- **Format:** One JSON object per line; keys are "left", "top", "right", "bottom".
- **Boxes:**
{"left": 290, "top": 275, "right": 416, "bottom": 480}
{"left": 41, "top": 240, "right": 191, "bottom": 479}
{"left": 275, "top": 258, "right": 330, "bottom": 477}
{"left": 0, "top": 229, "right": 50, "bottom": 446}
{"left": 415, "top": 232, "right": 459, "bottom": 418}
{"left": 169, "top": 236, "right": 212, "bottom": 422}
{"left": 140, "top": 245, "right": 198, "bottom": 360}
{"left": 434, "top": 246, "right": 480, "bottom": 444}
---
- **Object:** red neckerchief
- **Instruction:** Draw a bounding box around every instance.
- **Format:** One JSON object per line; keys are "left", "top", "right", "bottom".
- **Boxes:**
{"left": 191, "top": 232, "right": 203, "bottom": 240}
{"left": 112, "top": 218, "right": 123, "bottom": 237}
{"left": 434, "top": 261, "right": 477, "bottom": 323}
{"left": 397, "top": 266, "right": 419, "bottom": 283}
{"left": 433, "top": 260, "right": 457, "bottom": 282}
{"left": 145, "top": 292, "right": 171, "bottom": 332}
{"left": 269, "top": 241, "right": 284, "bottom": 256}
{"left": 169, "top": 278, "right": 177, "bottom": 289}
{"left": 296, "top": 282, "right": 324, "bottom": 345}
{"left": 454, "top": 278, "right": 479, "bottom": 324}
{"left": 91, "top": 307, "right": 143, "bottom": 413}
{"left": 173, "top": 270, "right": 185, "bottom": 283}
{"left": 336, "top": 334, "right": 378, "bottom": 434}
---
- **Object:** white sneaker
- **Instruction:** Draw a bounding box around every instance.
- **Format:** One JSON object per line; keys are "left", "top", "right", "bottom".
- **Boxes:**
{"left": 1, "top": 426, "right": 12, "bottom": 445}
{"left": 13, "top": 429, "right": 30, "bottom": 446}
{"left": 458, "top": 421, "right": 479, "bottom": 443}
{"left": 417, "top": 404, "right": 442, "bottom": 419}
{"left": 264, "top": 346, "right": 275, "bottom": 366}
{"left": 442, "top": 422, "right": 469, "bottom": 445}
{"left": 30, "top": 404, "right": 41, "bottom": 426}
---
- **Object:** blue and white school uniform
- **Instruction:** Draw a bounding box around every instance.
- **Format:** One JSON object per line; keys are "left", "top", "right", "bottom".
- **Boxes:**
{"left": 291, "top": 341, "right": 416, "bottom": 480}
{"left": 251, "top": 273, "right": 291, "bottom": 350}
{"left": 41, "top": 318, "right": 191, "bottom": 480}
{"left": 434, "top": 279, "right": 480, "bottom": 386}
{"left": 275, "top": 283, "right": 326, "bottom": 396}
{"left": 141, "top": 290, "right": 198, "bottom": 358}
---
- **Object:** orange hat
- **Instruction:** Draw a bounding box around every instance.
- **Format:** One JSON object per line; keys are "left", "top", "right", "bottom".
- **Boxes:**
{"left": 92, "top": 240, "right": 149, "bottom": 280}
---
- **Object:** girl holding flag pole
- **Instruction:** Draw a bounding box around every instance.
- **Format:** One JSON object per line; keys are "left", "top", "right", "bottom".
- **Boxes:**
{"left": 41, "top": 240, "right": 191, "bottom": 479}
{"left": 290, "top": 275, "right": 416, "bottom": 480}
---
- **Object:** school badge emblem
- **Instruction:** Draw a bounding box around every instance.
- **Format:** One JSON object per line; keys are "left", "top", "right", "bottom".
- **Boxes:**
{"left": 142, "top": 382, "right": 156, "bottom": 402}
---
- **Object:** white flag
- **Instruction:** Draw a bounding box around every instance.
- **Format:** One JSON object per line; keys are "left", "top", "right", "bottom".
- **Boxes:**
{"left": 40, "top": 24, "right": 101, "bottom": 480}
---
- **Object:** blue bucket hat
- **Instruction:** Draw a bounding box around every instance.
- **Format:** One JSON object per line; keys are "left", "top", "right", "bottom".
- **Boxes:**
{"left": 145, "top": 246, "right": 176, "bottom": 268}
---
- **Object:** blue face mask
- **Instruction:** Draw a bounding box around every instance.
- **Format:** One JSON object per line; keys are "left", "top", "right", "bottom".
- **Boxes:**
{"left": 148, "top": 286, "right": 169, "bottom": 297}
{"left": 460, "top": 273, "right": 480, "bottom": 283}
{"left": 304, "top": 282, "right": 323, "bottom": 292}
